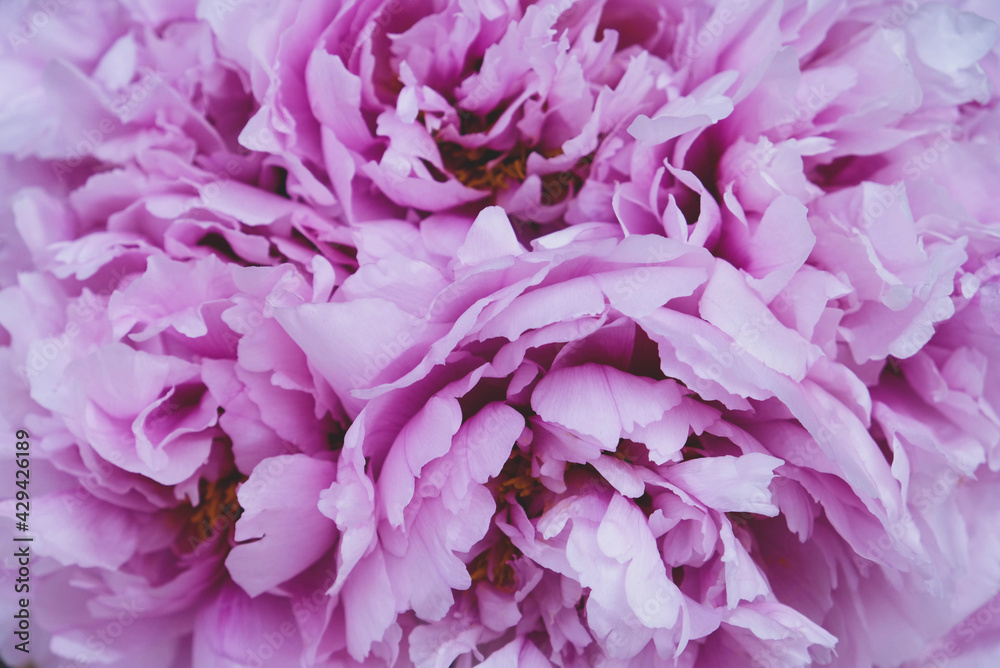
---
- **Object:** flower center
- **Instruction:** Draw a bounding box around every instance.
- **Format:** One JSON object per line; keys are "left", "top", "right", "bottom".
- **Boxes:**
{"left": 491, "top": 449, "right": 543, "bottom": 504}
{"left": 437, "top": 141, "right": 534, "bottom": 191}
{"left": 468, "top": 535, "right": 520, "bottom": 592}
{"left": 465, "top": 448, "right": 544, "bottom": 593}
{"left": 436, "top": 137, "right": 591, "bottom": 204}
{"left": 182, "top": 470, "right": 246, "bottom": 552}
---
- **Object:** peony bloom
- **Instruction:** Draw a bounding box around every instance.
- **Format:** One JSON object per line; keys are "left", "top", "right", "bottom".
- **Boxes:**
{"left": 273, "top": 208, "right": 828, "bottom": 664}
{"left": 0, "top": 2, "right": 352, "bottom": 666}
{"left": 2, "top": 0, "right": 1000, "bottom": 667}
{"left": 269, "top": 198, "right": 998, "bottom": 666}
{"left": 205, "top": 0, "right": 728, "bottom": 230}
{"left": 0, "top": 239, "right": 347, "bottom": 667}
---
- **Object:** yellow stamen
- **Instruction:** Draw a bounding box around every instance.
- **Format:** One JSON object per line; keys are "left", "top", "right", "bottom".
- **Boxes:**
{"left": 468, "top": 537, "right": 520, "bottom": 592}
{"left": 185, "top": 472, "right": 245, "bottom": 546}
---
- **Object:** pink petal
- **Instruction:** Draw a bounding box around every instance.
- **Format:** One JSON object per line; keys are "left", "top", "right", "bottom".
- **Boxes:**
{"left": 226, "top": 455, "right": 337, "bottom": 597}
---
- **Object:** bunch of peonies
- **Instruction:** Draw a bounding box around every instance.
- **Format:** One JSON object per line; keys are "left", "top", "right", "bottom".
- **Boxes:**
{"left": 2, "top": 0, "right": 1000, "bottom": 666}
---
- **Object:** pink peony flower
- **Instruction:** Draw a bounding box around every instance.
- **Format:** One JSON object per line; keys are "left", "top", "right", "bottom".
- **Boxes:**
{"left": 2, "top": 0, "right": 1000, "bottom": 667}
{"left": 0, "top": 4, "right": 353, "bottom": 666}
{"left": 205, "top": 0, "right": 733, "bottom": 230}
{"left": 271, "top": 204, "right": 961, "bottom": 666}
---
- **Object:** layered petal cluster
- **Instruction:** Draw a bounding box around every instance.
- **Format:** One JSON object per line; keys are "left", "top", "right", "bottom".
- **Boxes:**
{"left": 207, "top": 0, "right": 732, "bottom": 229}
{"left": 0, "top": 2, "right": 353, "bottom": 667}
{"left": 2, "top": 0, "right": 1000, "bottom": 667}
{"left": 271, "top": 202, "right": 993, "bottom": 666}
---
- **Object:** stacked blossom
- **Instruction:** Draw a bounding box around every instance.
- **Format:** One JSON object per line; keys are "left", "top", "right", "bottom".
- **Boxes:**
{"left": 2, "top": 0, "right": 1000, "bottom": 666}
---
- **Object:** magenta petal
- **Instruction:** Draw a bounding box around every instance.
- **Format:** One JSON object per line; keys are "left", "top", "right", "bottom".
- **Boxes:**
{"left": 193, "top": 583, "right": 304, "bottom": 667}
{"left": 665, "top": 454, "right": 783, "bottom": 516}
{"left": 532, "top": 363, "right": 684, "bottom": 449}
{"left": 226, "top": 455, "right": 337, "bottom": 597}
{"left": 30, "top": 493, "right": 140, "bottom": 569}
{"left": 699, "top": 261, "right": 819, "bottom": 381}
{"left": 463, "top": 402, "right": 524, "bottom": 484}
